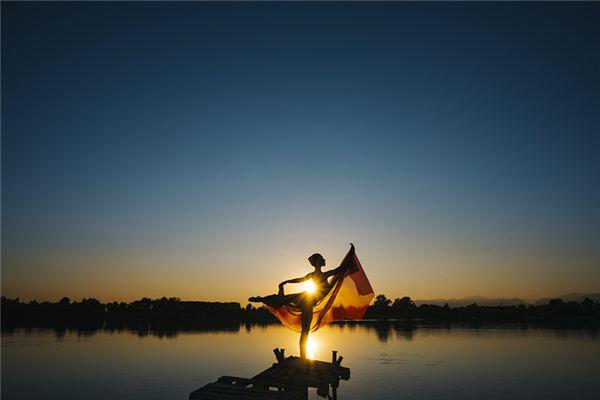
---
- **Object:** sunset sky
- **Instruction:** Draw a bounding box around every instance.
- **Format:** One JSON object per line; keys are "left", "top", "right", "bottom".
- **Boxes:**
{"left": 2, "top": 3, "right": 599, "bottom": 304}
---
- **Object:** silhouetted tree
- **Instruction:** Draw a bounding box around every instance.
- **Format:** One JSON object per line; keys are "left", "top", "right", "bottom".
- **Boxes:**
{"left": 392, "top": 296, "right": 417, "bottom": 317}
{"left": 58, "top": 297, "right": 70, "bottom": 307}
{"left": 374, "top": 294, "right": 391, "bottom": 308}
{"left": 392, "top": 296, "right": 415, "bottom": 308}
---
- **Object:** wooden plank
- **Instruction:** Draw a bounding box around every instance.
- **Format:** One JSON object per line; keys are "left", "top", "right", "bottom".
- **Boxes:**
{"left": 250, "top": 358, "right": 349, "bottom": 391}
{"left": 190, "top": 381, "right": 301, "bottom": 400}
{"left": 190, "top": 352, "right": 350, "bottom": 399}
{"left": 217, "top": 376, "right": 255, "bottom": 387}
{"left": 271, "top": 356, "right": 350, "bottom": 378}
{"left": 205, "top": 383, "right": 284, "bottom": 396}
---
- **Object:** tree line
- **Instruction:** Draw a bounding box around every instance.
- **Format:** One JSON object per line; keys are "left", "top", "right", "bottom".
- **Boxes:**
{"left": 2, "top": 294, "right": 598, "bottom": 329}
{"left": 366, "top": 294, "right": 600, "bottom": 321}
{"left": 1, "top": 296, "right": 275, "bottom": 328}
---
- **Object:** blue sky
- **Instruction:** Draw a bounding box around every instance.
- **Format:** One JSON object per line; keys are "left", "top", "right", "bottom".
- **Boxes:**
{"left": 2, "top": 3, "right": 599, "bottom": 302}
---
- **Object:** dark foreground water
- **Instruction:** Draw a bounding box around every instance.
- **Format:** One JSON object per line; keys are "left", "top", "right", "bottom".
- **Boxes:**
{"left": 2, "top": 322, "right": 599, "bottom": 400}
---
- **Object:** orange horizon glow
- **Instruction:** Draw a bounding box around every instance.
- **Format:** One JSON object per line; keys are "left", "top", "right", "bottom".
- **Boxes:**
{"left": 2, "top": 243, "right": 598, "bottom": 305}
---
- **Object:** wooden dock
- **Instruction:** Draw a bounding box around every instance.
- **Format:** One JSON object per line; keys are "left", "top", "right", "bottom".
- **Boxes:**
{"left": 189, "top": 348, "right": 350, "bottom": 400}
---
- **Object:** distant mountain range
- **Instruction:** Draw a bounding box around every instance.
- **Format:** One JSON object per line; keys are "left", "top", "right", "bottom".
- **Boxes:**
{"left": 414, "top": 293, "right": 600, "bottom": 307}
{"left": 532, "top": 293, "right": 600, "bottom": 306}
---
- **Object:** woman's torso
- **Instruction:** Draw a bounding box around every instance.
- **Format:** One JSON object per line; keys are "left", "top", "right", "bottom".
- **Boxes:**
{"left": 310, "top": 271, "right": 331, "bottom": 299}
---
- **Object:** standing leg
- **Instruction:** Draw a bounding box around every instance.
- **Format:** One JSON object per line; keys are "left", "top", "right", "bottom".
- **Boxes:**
{"left": 299, "top": 302, "right": 313, "bottom": 359}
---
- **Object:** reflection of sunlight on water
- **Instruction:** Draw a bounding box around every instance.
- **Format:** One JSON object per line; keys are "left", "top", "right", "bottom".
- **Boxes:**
{"left": 300, "top": 279, "right": 316, "bottom": 294}
{"left": 307, "top": 336, "right": 318, "bottom": 359}
{"left": 4, "top": 326, "right": 600, "bottom": 400}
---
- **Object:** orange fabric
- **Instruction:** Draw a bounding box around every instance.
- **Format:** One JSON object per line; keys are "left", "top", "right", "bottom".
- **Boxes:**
{"left": 261, "top": 246, "right": 374, "bottom": 333}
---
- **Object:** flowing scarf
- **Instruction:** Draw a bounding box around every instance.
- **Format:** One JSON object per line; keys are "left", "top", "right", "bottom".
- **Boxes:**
{"left": 261, "top": 246, "right": 374, "bottom": 332}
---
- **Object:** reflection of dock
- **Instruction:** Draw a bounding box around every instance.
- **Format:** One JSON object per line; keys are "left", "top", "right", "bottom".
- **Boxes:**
{"left": 189, "top": 348, "right": 350, "bottom": 399}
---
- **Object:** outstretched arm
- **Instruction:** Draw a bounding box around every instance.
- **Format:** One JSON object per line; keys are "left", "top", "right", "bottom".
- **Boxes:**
{"left": 324, "top": 265, "right": 347, "bottom": 278}
{"left": 280, "top": 273, "right": 311, "bottom": 286}
{"left": 324, "top": 243, "right": 355, "bottom": 277}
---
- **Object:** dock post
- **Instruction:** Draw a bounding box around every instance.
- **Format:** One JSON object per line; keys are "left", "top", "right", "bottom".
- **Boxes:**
{"left": 332, "top": 380, "right": 339, "bottom": 400}
{"left": 273, "top": 348, "right": 285, "bottom": 363}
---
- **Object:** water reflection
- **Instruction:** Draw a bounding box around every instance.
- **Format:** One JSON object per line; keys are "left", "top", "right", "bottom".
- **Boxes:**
{"left": 3, "top": 323, "right": 599, "bottom": 400}
{"left": 307, "top": 336, "right": 318, "bottom": 359}
{"left": 2, "top": 320, "right": 598, "bottom": 342}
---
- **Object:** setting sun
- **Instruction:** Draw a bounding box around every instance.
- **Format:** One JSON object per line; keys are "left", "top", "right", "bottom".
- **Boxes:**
{"left": 301, "top": 279, "right": 316, "bottom": 294}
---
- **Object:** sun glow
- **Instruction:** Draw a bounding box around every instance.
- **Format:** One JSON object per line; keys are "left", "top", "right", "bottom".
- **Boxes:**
{"left": 306, "top": 336, "right": 318, "bottom": 359}
{"left": 301, "top": 279, "right": 316, "bottom": 294}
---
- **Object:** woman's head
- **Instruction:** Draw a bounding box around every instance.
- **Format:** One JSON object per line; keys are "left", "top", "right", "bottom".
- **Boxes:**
{"left": 308, "top": 253, "right": 326, "bottom": 268}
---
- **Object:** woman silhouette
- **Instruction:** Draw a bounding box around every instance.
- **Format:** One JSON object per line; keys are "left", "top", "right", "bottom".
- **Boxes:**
{"left": 249, "top": 245, "right": 353, "bottom": 359}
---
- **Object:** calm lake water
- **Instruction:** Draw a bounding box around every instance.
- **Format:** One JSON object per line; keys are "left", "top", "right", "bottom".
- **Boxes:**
{"left": 2, "top": 322, "right": 599, "bottom": 400}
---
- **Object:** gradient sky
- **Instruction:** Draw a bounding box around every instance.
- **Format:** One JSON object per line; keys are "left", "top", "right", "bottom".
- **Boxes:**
{"left": 2, "top": 2, "right": 599, "bottom": 303}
